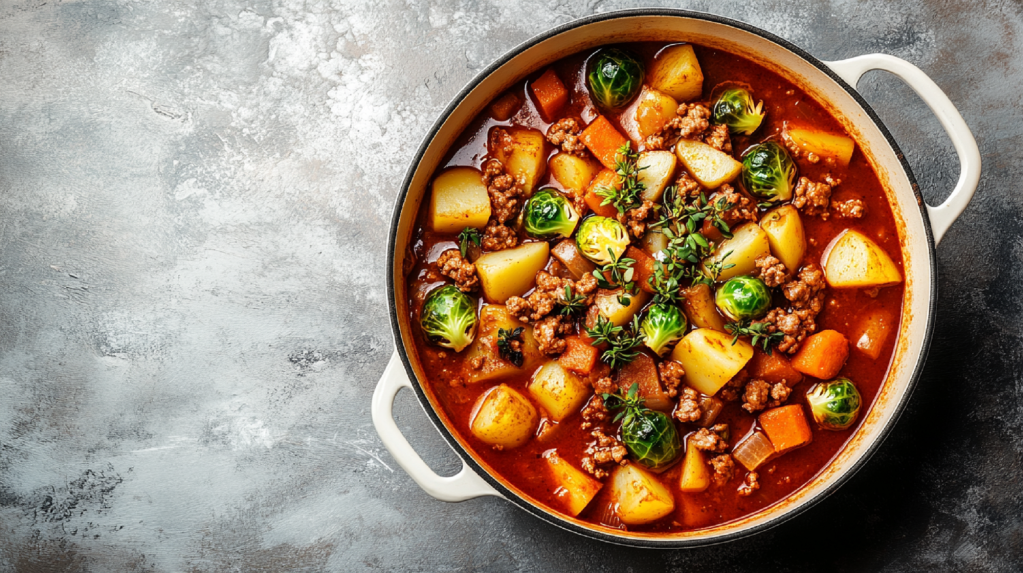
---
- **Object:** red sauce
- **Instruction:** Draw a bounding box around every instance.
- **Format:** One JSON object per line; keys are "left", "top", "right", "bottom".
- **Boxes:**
{"left": 404, "top": 42, "right": 904, "bottom": 533}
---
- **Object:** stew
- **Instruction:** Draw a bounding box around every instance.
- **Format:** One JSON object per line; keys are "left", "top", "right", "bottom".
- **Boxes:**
{"left": 404, "top": 41, "right": 904, "bottom": 533}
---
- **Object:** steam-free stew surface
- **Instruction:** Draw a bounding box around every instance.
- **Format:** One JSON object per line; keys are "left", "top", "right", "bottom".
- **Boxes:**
{"left": 405, "top": 42, "right": 903, "bottom": 533}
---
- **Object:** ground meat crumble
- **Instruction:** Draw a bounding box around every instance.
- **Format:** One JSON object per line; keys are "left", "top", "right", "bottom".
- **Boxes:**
{"left": 580, "top": 394, "right": 609, "bottom": 430}
{"left": 546, "top": 118, "right": 588, "bottom": 157}
{"left": 710, "top": 454, "right": 735, "bottom": 487}
{"left": 435, "top": 249, "right": 479, "bottom": 292}
{"left": 482, "top": 155, "right": 525, "bottom": 224}
{"left": 506, "top": 271, "right": 597, "bottom": 323}
{"left": 481, "top": 220, "right": 519, "bottom": 251}
{"left": 674, "top": 386, "right": 702, "bottom": 423}
{"left": 658, "top": 360, "right": 686, "bottom": 397}
{"left": 714, "top": 184, "right": 758, "bottom": 227}
{"left": 617, "top": 199, "right": 656, "bottom": 239}
{"left": 533, "top": 314, "right": 573, "bottom": 356}
{"left": 581, "top": 429, "right": 628, "bottom": 479}
{"left": 689, "top": 425, "right": 730, "bottom": 453}
{"left": 756, "top": 263, "right": 827, "bottom": 354}
{"left": 644, "top": 102, "right": 712, "bottom": 150}
{"left": 675, "top": 170, "right": 703, "bottom": 198}
{"left": 702, "top": 123, "right": 732, "bottom": 154}
{"left": 782, "top": 131, "right": 821, "bottom": 164}
{"left": 754, "top": 253, "right": 791, "bottom": 288}
{"left": 741, "top": 379, "right": 793, "bottom": 413}
{"left": 737, "top": 471, "right": 761, "bottom": 496}
{"left": 719, "top": 369, "right": 748, "bottom": 402}
{"left": 792, "top": 174, "right": 840, "bottom": 219}
{"left": 833, "top": 198, "right": 867, "bottom": 219}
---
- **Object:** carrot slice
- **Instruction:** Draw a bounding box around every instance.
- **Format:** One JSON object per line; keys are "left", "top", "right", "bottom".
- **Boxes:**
{"left": 625, "top": 246, "right": 658, "bottom": 294}
{"left": 584, "top": 168, "right": 620, "bottom": 217}
{"left": 748, "top": 348, "right": 803, "bottom": 385}
{"left": 580, "top": 116, "right": 629, "bottom": 169}
{"left": 791, "top": 329, "right": 850, "bottom": 379}
{"left": 759, "top": 404, "right": 813, "bottom": 453}
{"left": 559, "top": 335, "right": 599, "bottom": 375}
{"left": 530, "top": 69, "right": 568, "bottom": 122}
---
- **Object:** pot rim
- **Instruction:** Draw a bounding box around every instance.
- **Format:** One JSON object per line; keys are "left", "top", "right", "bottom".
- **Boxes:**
{"left": 384, "top": 8, "right": 937, "bottom": 548}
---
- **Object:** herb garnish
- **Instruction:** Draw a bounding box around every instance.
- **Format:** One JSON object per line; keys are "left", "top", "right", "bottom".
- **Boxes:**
{"left": 595, "top": 143, "right": 646, "bottom": 214}
{"left": 497, "top": 327, "right": 525, "bottom": 366}
{"left": 585, "top": 315, "right": 644, "bottom": 370}
{"left": 725, "top": 319, "right": 784, "bottom": 354}
{"left": 457, "top": 227, "right": 481, "bottom": 258}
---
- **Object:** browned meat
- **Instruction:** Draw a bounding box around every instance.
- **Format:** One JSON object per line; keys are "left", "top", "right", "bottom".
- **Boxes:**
{"left": 792, "top": 174, "right": 839, "bottom": 219}
{"left": 719, "top": 368, "right": 749, "bottom": 402}
{"left": 783, "top": 263, "right": 826, "bottom": 314}
{"left": 674, "top": 386, "right": 702, "bottom": 423}
{"left": 436, "top": 249, "right": 479, "bottom": 292}
{"left": 754, "top": 253, "right": 791, "bottom": 287}
{"left": 689, "top": 425, "right": 729, "bottom": 453}
{"left": 710, "top": 454, "right": 735, "bottom": 487}
{"left": 782, "top": 131, "right": 820, "bottom": 164}
{"left": 482, "top": 157, "right": 525, "bottom": 224}
{"left": 616, "top": 199, "right": 656, "bottom": 239}
{"left": 533, "top": 314, "right": 573, "bottom": 356}
{"left": 644, "top": 102, "right": 712, "bottom": 150}
{"left": 675, "top": 170, "right": 703, "bottom": 198}
{"left": 737, "top": 471, "right": 760, "bottom": 496}
{"left": 580, "top": 394, "right": 609, "bottom": 430}
{"left": 546, "top": 118, "right": 588, "bottom": 157}
{"left": 756, "top": 263, "right": 827, "bottom": 354}
{"left": 742, "top": 378, "right": 771, "bottom": 413}
{"left": 833, "top": 198, "right": 867, "bottom": 219}
{"left": 592, "top": 375, "right": 617, "bottom": 396}
{"left": 506, "top": 271, "right": 597, "bottom": 323}
{"left": 481, "top": 220, "right": 519, "bottom": 251}
{"left": 714, "top": 184, "right": 758, "bottom": 227}
{"left": 658, "top": 360, "right": 686, "bottom": 397}
{"left": 581, "top": 429, "right": 628, "bottom": 479}
{"left": 702, "top": 123, "right": 732, "bottom": 154}
{"left": 769, "top": 381, "right": 792, "bottom": 406}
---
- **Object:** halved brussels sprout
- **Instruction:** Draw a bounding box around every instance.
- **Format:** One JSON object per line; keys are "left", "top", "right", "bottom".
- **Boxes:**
{"left": 640, "top": 303, "right": 688, "bottom": 356}
{"left": 806, "top": 378, "right": 862, "bottom": 430}
{"left": 605, "top": 383, "right": 681, "bottom": 470}
{"left": 713, "top": 87, "right": 765, "bottom": 135}
{"left": 715, "top": 275, "right": 772, "bottom": 321}
{"left": 420, "top": 285, "right": 478, "bottom": 352}
{"left": 741, "top": 141, "right": 797, "bottom": 202}
{"left": 522, "top": 189, "right": 580, "bottom": 239}
{"left": 587, "top": 48, "right": 645, "bottom": 110}
{"left": 575, "top": 216, "right": 630, "bottom": 265}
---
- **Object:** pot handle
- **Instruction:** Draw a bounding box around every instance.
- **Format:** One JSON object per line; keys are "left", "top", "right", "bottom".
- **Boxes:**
{"left": 371, "top": 351, "right": 503, "bottom": 501}
{"left": 824, "top": 54, "right": 981, "bottom": 246}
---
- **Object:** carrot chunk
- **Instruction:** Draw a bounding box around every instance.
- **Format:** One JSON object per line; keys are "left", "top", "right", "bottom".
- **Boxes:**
{"left": 791, "top": 329, "right": 850, "bottom": 379}
{"left": 583, "top": 168, "right": 620, "bottom": 217}
{"left": 530, "top": 69, "right": 568, "bottom": 122}
{"left": 580, "top": 116, "right": 629, "bottom": 169}
{"left": 759, "top": 404, "right": 813, "bottom": 453}
{"left": 625, "top": 246, "right": 658, "bottom": 294}
{"left": 748, "top": 348, "right": 803, "bottom": 385}
{"left": 559, "top": 335, "right": 599, "bottom": 375}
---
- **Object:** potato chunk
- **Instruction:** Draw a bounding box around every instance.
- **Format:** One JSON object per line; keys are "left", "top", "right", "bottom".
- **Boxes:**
{"left": 675, "top": 139, "right": 742, "bottom": 189}
{"left": 850, "top": 307, "right": 894, "bottom": 360}
{"left": 610, "top": 463, "right": 675, "bottom": 525}
{"left": 549, "top": 152, "right": 602, "bottom": 193}
{"left": 760, "top": 205, "right": 807, "bottom": 272}
{"left": 470, "top": 384, "right": 538, "bottom": 449}
{"left": 543, "top": 450, "right": 602, "bottom": 516}
{"left": 649, "top": 44, "right": 704, "bottom": 102}
{"left": 464, "top": 305, "right": 542, "bottom": 383}
{"left": 671, "top": 328, "right": 754, "bottom": 396}
{"left": 593, "top": 289, "right": 651, "bottom": 327}
{"left": 785, "top": 126, "right": 855, "bottom": 167}
{"left": 637, "top": 150, "right": 678, "bottom": 203}
{"left": 679, "top": 444, "right": 711, "bottom": 493}
{"left": 528, "top": 361, "right": 590, "bottom": 422}
{"left": 475, "top": 242, "right": 550, "bottom": 303}
{"left": 429, "top": 167, "right": 491, "bottom": 233}
{"left": 823, "top": 229, "right": 902, "bottom": 288}
{"left": 489, "top": 126, "right": 546, "bottom": 196}
{"left": 617, "top": 353, "right": 673, "bottom": 412}
{"left": 622, "top": 87, "right": 679, "bottom": 142}
{"left": 681, "top": 283, "right": 726, "bottom": 332}
{"left": 702, "top": 222, "right": 771, "bottom": 281}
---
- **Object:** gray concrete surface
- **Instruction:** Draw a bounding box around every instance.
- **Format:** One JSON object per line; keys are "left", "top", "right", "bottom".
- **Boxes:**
{"left": 0, "top": 0, "right": 1020, "bottom": 571}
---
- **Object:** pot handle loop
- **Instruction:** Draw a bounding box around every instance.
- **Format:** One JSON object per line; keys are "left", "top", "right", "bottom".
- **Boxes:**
{"left": 824, "top": 54, "right": 981, "bottom": 246}
{"left": 372, "top": 351, "right": 503, "bottom": 501}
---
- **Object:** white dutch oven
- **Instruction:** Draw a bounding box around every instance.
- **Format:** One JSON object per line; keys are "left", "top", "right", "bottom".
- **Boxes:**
{"left": 372, "top": 10, "right": 980, "bottom": 547}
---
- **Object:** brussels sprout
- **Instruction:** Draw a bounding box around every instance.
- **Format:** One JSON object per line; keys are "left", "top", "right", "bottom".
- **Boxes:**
{"left": 741, "top": 141, "right": 798, "bottom": 202}
{"left": 715, "top": 275, "right": 772, "bottom": 321}
{"left": 575, "top": 216, "right": 630, "bottom": 265}
{"left": 522, "top": 189, "right": 581, "bottom": 239}
{"left": 806, "top": 378, "right": 862, "bottom": 431}
{"left": 420, "top": 285, "right": 478, "bottom": 352}
{"left": 605, "top": 383, "right": 681, "bottom": 470}
{"left": 640, "top": 303, "right": 688, "bottom": 356}
{"left": 587, "top": 48, "right": 645, "bottom": 110}
{"left": 713, "top": 87, "right": 766, "bottom": 135}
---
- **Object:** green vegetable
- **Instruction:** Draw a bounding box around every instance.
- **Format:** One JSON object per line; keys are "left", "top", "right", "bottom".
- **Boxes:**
{"left": 594, "top": 143, "right": 645, "bottom": 214}
{"left": 420, "top": 285, "right": 478, "bottom": 352}
{"left": 741, "top": 141, "right": 798, "bottom": 202}
{"left": 587, "top": 48, "right": 644, "bottom": 110}
{"left": 575, "top": 216, "right": 630, "bottom": 265}
{"left": 712, "top": 87, "right": 765, "bottom": 135}
{"left": 603, "top": 383, "right": 681, "bottom": 470}
{"left": 716, "top": 275, "right": 772, "bottom": 321}
{"left": 806, "top": 378, "right": 862, "bottom": 430}
{"left": 522, "top": 189, "right": 580, "bottom": 239}
{"left": 640, "top": 304, "right": 688, "bottom": 356}
{"left": 585, "top": 315, "right": 644, "bottom": 370}
{"left": 457, "top": 227, "right": 481, "bottom": 259}
{"left": 725, "top": 319, "right": 784, "bottom": 354}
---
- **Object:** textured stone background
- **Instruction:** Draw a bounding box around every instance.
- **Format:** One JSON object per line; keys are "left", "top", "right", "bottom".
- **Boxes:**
{"left": 0, "top": 0, "right": 1020, "bottom": 571}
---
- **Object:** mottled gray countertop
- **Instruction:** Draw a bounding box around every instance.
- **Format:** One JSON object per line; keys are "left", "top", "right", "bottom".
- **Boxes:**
{"left": 0, "top": 0, "right": 1020, "bottom": 571}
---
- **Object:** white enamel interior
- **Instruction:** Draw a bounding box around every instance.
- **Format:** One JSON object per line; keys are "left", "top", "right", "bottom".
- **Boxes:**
{"left": 388, "top": 15, "right": 933, "bottom": 544}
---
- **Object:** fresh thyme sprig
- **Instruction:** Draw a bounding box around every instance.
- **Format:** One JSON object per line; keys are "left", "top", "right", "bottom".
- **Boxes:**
{"left": 653, "top": 190, "right": 735, "bottom": 240}
{"left": 457, "top": 227, "right": 481, "bottom": 258}
{"left": 558, "top": 285, "right": 587, "bottom": 316}
{"left": 496, "top": 327, "right": 525, "bottom": 366}
{"left": 585, "top": 315, "right": 644, "bottom": 370}
{"left": 592, "top": 248, "right": 637, "bottom": 305}
{"left": 595, "top": 142, "right": 646, "bottom": 214}
{"left": 725, "top": 319, "right": 784, "bottom": 354}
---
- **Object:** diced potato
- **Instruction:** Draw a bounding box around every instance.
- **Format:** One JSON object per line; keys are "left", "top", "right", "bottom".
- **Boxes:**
{"left": 702, "top": 222, "right": 771, "bottom": 281}
{"left": 785, "top": 125, "right": 855, "bottom": 167}
{"left": 617, "top": 353, "right": 673, "bottom": 412}
{"left": 681, "top": 283, "right": 726, "bottom": 332}
{"left": 470, "top": 384, "right": 538, "bottom": 449}
{"left": 593, "top": 289, "right": 651, "bottom": 327}
{"left": 610, "top": 463, "right": 676, "bottom": 525}
{"left": 622, "top": 87, "right": 679, "bottom": 141}
{"left": 475, "top": 242, "right": 550, "bottom": 303}
{"left": 464, "top": 305, "right": 542, "bottom": 383}
{"left": 851, "top": 307, "right": 894, "bottom": 360}
{"left": 489, "top": 126, "right": 546, "bottom": 196}
{"left": 732, "top": 430, "right": 775, "bottom": 471}
{"left": 675, "top": 139, "right": 742, "bottom": 189}
{"left": 679, "top": 445, "right": 711, "bottom": 493}
{"left": 544, "top": 450, "right": 603, "bottom": 516}
{"left": 528, "top": 361, "right": 590, "bottom": 421}
{"left": 824, "top": 229, "right": 902, "bottom": 288}
{"left": 642, "top": 229, "right": 669, "bottom": 258}
{"left": 759, "top": 205, "right": 807, "bottom": 272}
{"left": 549, "top": 152, "right": 603, "bottom": 193}
{"left": 428, "top": 167, "right": 491, "bottom": 233}
{"left": 649, "top": 44, "right": 704, "bottom": 102}
{"left": 551, "top": 239, "right": 597, "bottom": 280}
{"left": 671, "top": 328, "right": 754, "bottom": 397}
{"left": 637, "top": 150, "right": 678, "bottom": 203}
